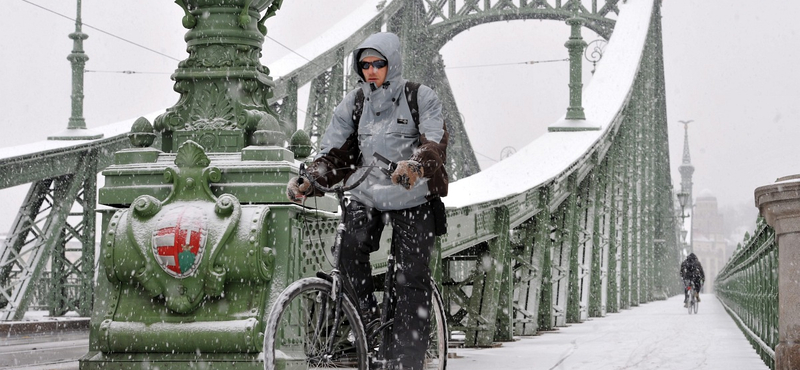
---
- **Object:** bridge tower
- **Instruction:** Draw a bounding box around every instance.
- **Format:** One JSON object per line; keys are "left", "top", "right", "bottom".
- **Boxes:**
{"left": 678, "top": 120, "right": 695, "bottom": 250}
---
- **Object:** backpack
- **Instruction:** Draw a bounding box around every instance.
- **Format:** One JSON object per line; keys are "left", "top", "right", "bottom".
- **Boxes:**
{"left": 353, "top": 81, "right": 421, "bottom": 129}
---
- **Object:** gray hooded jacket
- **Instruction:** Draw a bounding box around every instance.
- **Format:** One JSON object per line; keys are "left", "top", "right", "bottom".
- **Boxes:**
{"left": 309, "top": 32, "right": 449, "bottom": 211}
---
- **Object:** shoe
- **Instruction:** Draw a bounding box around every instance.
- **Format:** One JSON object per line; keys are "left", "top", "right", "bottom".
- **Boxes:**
{"left": 370, "top": 358, "right": 403, "bottom": 370}
{"left": 684, "top": 303, "right": 688, "bottom": 308}
{"left": 696, "top": 296, "right": 701, "bottom": 302}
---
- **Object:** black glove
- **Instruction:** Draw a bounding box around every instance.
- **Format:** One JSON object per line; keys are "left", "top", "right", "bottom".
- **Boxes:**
{"left": 391, "top": 160, "right": 423, "bottom": 190}
{"left": 286, "top": 176, "right": 312, "bottom": 202}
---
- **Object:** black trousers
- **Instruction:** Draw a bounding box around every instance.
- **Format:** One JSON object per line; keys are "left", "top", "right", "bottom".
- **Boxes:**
{"left": 339, "top": 199, "right": 436, "bottom": 370}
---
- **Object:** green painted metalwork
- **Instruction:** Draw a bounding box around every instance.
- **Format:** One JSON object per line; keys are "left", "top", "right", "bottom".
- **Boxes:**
{"left": 536, "top": 187, "right": 554, "bottom": 331}
{"left": 573, "top": 169, "right": 596, "bottom": 321}
{"left": 49, "top": 0, "right": 103, "bottom": 141}
{"left": 716, "top": 218, "right": 778, "bottom": 370}
{"left": 0, "top": 151, "right": 104, "bottom": 320}
{"left": 588, "top": 157, "right": 608, "bottom": 317}
{"left": 511, "top": 220, "right": 542, "bottom": 335}
{"left": 266, "top": 0, "right": 624, "bottom": 181}
{"left": 153, "top": 0, "right": 286, "bottom": 154}
{"left": 0, "top": 1, "right": 690, "bottom": 363}
{"left": 565, "top": 174, "right": 581, "bottom": 323}
{"left": 462, "top": 207, "right": 511, "bottom": 346}
{"left": 565, "top": 12, "right": 587, "bottom": 121}
{"left": 605, "top": 144, "right": 620, "bottom": 314}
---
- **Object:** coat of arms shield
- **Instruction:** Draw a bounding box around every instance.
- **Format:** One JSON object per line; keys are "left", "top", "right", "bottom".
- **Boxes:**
{"left": 151, "top": 206, "right": 208, "bottom": 278}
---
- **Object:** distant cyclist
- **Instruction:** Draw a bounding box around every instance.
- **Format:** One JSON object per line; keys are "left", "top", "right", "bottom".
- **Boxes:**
{"left": 680, "top": 253, "right": 705, "bottom": 307}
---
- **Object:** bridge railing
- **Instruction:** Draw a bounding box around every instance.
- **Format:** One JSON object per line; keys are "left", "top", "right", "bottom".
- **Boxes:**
{"left": 715, "top": 217, "right": 778, "bottom": 369}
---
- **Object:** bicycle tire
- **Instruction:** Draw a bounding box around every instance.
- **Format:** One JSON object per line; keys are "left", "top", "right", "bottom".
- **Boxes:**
{"left": 426, "top": 285, "right": 448, "bottom": 370}
{"left": 264, "top": 277, "right": 369, "bottom": 370}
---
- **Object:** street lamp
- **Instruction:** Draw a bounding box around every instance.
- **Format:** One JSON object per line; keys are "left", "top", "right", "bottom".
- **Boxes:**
{"left": 676, "top": 191, "right": 690, "bottom": 219}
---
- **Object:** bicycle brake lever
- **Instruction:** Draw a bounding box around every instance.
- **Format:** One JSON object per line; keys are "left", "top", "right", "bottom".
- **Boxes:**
{"left": 372, "top": 152, "right": 397, "bottom": 178}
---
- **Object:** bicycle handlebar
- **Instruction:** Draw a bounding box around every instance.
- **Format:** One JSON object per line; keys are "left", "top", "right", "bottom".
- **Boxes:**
{"left": 299, "top": 161, "right": 376, "bottom": 195}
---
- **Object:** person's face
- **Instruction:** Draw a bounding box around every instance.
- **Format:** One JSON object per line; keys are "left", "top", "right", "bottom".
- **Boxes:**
{"left": 360, "top": 56, "right": 388, "bottom": 87}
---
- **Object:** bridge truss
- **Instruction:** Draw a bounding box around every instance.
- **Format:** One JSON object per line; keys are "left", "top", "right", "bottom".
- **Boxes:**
{"left": 0, "top": 0, "right": 683, "bottom": 348}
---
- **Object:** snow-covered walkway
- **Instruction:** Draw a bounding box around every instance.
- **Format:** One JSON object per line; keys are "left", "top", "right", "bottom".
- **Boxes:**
{"left": 448, "top": 294, "right": 769, "bottom": 370}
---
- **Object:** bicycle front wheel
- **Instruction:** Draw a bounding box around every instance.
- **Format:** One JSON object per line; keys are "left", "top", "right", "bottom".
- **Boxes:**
{"left": 264, "top": 277, "right": 369, "bottom": 370}
{"left": 426, "top": 285, "right": 448, "bottom": 370}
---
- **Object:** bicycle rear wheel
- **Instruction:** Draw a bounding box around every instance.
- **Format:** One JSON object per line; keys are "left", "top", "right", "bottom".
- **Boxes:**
{"left": 264, "top": 277, "right": 369, "bottom": 370}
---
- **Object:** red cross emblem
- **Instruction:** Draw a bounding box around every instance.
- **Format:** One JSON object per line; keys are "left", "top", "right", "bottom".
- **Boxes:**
{"left": 151, "top": 206, "right": 208, "bottom": 278}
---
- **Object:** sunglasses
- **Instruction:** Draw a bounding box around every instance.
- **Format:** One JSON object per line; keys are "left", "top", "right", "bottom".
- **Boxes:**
{"left": 359, "top": 60, "right": 388, "bottom": 70}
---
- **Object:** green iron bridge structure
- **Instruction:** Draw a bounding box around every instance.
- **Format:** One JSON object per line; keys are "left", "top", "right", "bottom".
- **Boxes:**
{"left": 6, "top": 0, "right": 780, "bottom": 368}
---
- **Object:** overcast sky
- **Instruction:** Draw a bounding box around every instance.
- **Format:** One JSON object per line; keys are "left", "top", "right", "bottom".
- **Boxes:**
{"left": 1, "top": 0, "right": 798, "bottom": 234}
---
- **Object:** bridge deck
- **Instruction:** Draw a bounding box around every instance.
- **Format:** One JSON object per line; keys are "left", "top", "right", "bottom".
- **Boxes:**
{"left": 1, "top": 294, "right": 770, "bottom": 369}
{"left": 449, "top": 294, "right": 769, "bottom": 370}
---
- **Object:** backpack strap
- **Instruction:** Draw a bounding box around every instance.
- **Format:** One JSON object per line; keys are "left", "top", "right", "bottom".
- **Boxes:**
{"left": 353, "top": 81, "right": 421, "bottom": 128}
{"left": 404, "top": 81, "right": 421, "bottom": 128}
{"left": 354, "top": 88, "right": 365, "bottom": 127}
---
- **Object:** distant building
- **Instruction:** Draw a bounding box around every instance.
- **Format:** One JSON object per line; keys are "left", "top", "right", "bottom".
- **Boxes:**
{"left": 691, "top": 190, "right": 727, "bottom": 292}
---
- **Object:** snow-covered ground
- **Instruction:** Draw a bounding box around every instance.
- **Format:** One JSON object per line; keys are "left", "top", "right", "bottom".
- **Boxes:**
{"left": 2, "top": 294, "right": 769, "bottom": 369}
{"left": 448, "top": 294, "right": 769, "bottom": 370}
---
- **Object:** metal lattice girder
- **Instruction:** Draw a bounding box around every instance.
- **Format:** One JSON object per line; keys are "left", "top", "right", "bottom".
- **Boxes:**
{"left": 589, "top": 157, "right": 611, "bottom": 317}
{"left": 606, "top": 138, "right": 623, "bottom": 313}
{"left": 464, "top": 206, "right": 511, "bottom": 346}
{"left": 618, "top": 118, "right": 634, "bottom": 310}
{"left": 270, "top": 76, "right": 298, "bottom": 133}
{"left": 418, "top": 0, "right": 620, "bottom": 41}
{"left": 49, "top": 157, "right": 97, "bottom": 318}
{"left": 536, "top": 187, "right": 554, "bottom": 331}
{"left": 304, "top": 49, "right": 346, "bottom": 154}
{"left": 0, "top": 153, "right": 94, "bottom": 320}
{"left": 564, "top": 174, "right": 582, "bottom": 324}
{"left": 575, "top": 172, "right": 596, "bottom": 322}
{"left": 551, "top": 196, "right": 573, "bottom": 328}
{"left": 442, "top": 253, "right": 486, "bottom": 334}
{"left": 511, "top": 219, "right": 546, "bottom": 336}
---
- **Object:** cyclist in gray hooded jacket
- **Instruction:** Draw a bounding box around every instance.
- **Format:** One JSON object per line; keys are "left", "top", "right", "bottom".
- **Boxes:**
{"left": 287, "top": 32, "right": 448, "bottom": 370}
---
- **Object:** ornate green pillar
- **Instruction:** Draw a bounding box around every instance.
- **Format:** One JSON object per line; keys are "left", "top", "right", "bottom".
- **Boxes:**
{"left": 155, "top": 0, "right": 287, "bottom": 153}
{"left": 49, "top": 0, "right": 103, "bottom": 140}
{"left": 564, "top": 12, "right": 587, "bottom": 120}
{"left": 78, "top": 1, "right": 331, "bottom": 369}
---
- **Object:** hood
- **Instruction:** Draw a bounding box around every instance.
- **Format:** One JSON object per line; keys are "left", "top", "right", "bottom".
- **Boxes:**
{"left": 352, "top": 32, "right": 406, "bottom": 114}
{"left": 352, "top": 32, "right": 403, "bottom": 86}
{"left": 687, "top": 253, "right": 697, "bottom": 261}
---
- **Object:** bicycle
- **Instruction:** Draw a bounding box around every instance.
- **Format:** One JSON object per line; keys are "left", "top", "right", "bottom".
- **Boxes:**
{"left": 264, "top": 162, "right": 448, "bottom": 370}
{"left": 686, "top": 284, "right": 698, "bottom": 314}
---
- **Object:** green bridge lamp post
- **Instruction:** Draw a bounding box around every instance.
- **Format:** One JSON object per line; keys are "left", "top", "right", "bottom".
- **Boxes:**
{"left": 48, "top": 0, "right": 103, "bottom": 141}
{"left": 549, "top": 5, "right": 600, "bottom": 132}
{"left": 676, "top": 191, "right": 690, "bottom": 256}
{"left": 565, "top": 7, "right": 587, "bottom": 121}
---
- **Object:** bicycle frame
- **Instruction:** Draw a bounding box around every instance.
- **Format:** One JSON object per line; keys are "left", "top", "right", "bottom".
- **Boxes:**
{"left": 300, "top": 162, "right": 375, "bottom": 357}
{"left": 297, "top": 160, "right": 447, "bottom": 369}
